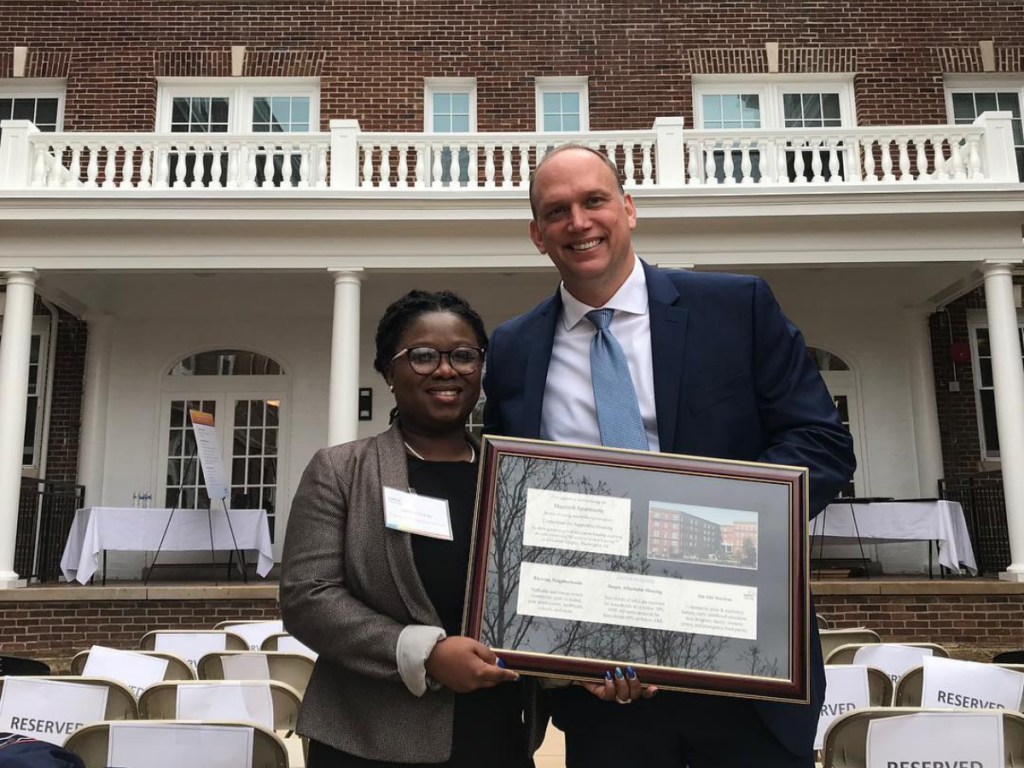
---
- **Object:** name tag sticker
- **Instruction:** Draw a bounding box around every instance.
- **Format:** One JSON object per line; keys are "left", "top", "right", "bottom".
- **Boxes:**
{"left": 383, "top": 486, "right": 453, "bottom": 541}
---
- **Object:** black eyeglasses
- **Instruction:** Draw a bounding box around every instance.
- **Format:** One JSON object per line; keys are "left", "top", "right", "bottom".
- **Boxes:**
{"left": 391, "top": 346, "right": 486, "bottom": 375}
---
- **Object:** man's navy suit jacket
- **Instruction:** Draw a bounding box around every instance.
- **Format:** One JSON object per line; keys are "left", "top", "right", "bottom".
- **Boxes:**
{"left": 483, "top": 261, "right": 857, "bottom": 756}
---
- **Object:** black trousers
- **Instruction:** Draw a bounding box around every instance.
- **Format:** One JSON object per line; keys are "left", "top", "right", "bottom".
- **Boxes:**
{"left": 551, "top": 686, "right": 814, "bottom": 768}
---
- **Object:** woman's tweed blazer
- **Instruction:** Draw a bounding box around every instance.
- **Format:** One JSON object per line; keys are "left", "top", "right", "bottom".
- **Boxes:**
{"left": 280, "top": 421, "right": 548, "bottom": 763}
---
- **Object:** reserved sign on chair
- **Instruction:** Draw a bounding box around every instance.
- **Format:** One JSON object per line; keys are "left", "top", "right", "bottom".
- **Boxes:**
{"left": 921, "top": 656, "right": 1024, "bottom": 711}
{"left": 0, "top": 678, "right": 108, "bottom": 745}
{"left": 865, "top": 712, "right": 1002, "bottom": 768}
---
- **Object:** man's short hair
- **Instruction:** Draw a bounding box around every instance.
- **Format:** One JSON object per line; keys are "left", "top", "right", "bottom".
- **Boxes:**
{"left": 528, "top": 144, "right": 625, "bottom": 220}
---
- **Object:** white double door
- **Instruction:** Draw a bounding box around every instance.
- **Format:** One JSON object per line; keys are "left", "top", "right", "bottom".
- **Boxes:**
{"left": 157, "top": 390, "right": 288, "bottom": 556}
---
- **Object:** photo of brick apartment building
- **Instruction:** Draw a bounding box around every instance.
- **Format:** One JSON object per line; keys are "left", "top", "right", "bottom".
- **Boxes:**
{"left": 2, "top": 0, "right": 1024, "bottom": 587}
{"left": 648, "top": 505, "right": 759, "bottom": 569}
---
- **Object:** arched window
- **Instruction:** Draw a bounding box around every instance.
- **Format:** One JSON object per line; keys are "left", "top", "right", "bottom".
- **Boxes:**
{"left": 807, "top": 347, "right": 851, "bottom": 372}
{"left": 808, "top": 347, "right": 860, "bottom": 498}
{"left": 169, "top": 349, "right": 284, "bottom": 377}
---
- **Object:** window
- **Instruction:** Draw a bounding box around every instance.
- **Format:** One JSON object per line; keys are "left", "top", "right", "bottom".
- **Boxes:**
{"left": 693, "top": 78, "right": 855, "bottom": 183}
{"left": 0, "top": 318, "right": 50, "bottom": 469}
{"left": 945, "top": 81, "right": 1024, "bottom": 181}
{"left": 424, "top": 78, "right": 476, "bottom": 186}
{"left": 970, "top": 322, "right": 1024, "bottom": 458}
{"left": 535, "top": 77, "right": 589, "bottom": 132}
{"left": 157, "top": 79, "right": 319, "bottom": 187}
{"left": 0, "top": 80, "right": 65, "bottom": 138}
{"left": 808, "top": 346, "right": 861, "bottom": 497}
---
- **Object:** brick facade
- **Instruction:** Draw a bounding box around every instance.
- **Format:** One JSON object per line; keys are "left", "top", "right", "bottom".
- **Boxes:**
{"left": 930, "top": 278, "right": 1024, "bottom": 480}
{"left": 46, "top": 309, "right": 88, "bottom": 484}
{"left": 2, "top": 1, "right": 1024, "bottom": 136}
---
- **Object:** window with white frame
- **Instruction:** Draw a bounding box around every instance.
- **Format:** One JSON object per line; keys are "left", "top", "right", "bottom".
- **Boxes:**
{"left": 156, "top": 79, "right": 320, "bottom": 187}
{"left": 424, "top": 78, "right": 476, "bottom": 186}
{"left": 0, "top": 315, "right": 50, "bottom": 469}
{"left": 0, "top": 80, "right": 65, "bottom": 138}
{"left": 969, "top": 320, "right": 1024, "bottom": 458}
{"left": 693, "top": 78, "right": 855, "bottom": 183}
{"left": 535, "top": 77, "right": 589, "bottom": 132}
{"left": 945, "top": 80, "right": 1024, "bottom": 181}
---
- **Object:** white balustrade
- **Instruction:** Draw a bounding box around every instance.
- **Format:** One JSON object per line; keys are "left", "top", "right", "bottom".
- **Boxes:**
{"left": 9, "top": 118, "right": 1013, "bottom": 193}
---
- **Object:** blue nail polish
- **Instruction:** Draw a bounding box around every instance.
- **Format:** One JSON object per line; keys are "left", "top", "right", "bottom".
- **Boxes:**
{"left": 605, "top": 671, "right": 613, "bottom": 681}
{"left": 614, "top": 667, "right": 624, "bottom": 680}
{"left": 496, "top": 658, "right": 506, "bottom": 669}
{"left": 626, "top": 666, "right": 636, "bottom": 679}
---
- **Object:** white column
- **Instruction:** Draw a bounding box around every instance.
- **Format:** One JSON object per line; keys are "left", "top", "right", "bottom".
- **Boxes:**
{"left": 905, "top": 307, "right": 945, "bottom": 497}
{"left": 975, "top": 111, "right": 1017, "bottom": 183}
{"left": 0, "top": 269, "right": 38, "bottom": 587}
{"left": 653, "top": 116, "right": 686, "bottom": 187}
{"left": 982, "top": 262, "right": 1024, "bottom": 581}
{"left": 329, "top": 119, "right": 361, "bottom": 190}
{"left": 328, "top": 269, "right": 364, "bottom": 446}
{"left": 77, "top": 314, "right": 114, "bottom": 508}
{"left": 0, "top": 120, "right": 40, "bottom": 190}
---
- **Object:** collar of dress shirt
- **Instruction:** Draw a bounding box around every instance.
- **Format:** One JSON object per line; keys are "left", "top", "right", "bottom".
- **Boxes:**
{"left": 558, "top": 255, "right": 649, "bottom": 331}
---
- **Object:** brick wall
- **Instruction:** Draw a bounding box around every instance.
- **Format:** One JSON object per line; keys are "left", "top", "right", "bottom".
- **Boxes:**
{"left": 2, "top": 1, "right": 1024, "bottom": 135}
{"left": 930, "top": 277, "right": 1024, "bottom": 480}
{"left": 45, "top": 309, "right": 88, "bottom": 484}
{"left": 0, "top": 598, "right": 279, "bottom": 663}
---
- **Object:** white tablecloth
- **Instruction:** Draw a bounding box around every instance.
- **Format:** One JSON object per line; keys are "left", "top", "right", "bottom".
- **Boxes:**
{"left": 60, "top": 507, "right": 275, "bottom": 584}
{"left": 811, "top": 500, "right": 977, "bottom": 575}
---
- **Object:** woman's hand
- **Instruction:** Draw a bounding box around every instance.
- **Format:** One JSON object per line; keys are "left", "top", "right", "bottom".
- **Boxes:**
{"left": 581, "top": 666, "right": 658, "bottom": 703}
{"left": 425, "top": 636, "right": 519, "bottom": 693}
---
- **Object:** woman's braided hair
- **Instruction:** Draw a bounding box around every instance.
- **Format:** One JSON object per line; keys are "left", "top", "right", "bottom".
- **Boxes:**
{"left": 373, "top": 290, "right": 488, "bottom": 378}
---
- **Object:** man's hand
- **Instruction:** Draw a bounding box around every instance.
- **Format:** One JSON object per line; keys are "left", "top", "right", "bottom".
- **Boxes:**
{"left": 581, "top": 666, "right": 658, "bottom": 703}
{"left": 425, "top": 636, "right": 519, "bottom": 693}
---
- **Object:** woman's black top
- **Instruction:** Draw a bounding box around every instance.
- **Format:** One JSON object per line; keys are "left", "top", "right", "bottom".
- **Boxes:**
{"left": 308, "top": 456, "right": 532, "bottom": 768}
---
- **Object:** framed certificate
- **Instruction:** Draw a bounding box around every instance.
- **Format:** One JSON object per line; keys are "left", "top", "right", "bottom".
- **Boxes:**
{"left": 463, "top": 436, "right": 810, "bottom": 703}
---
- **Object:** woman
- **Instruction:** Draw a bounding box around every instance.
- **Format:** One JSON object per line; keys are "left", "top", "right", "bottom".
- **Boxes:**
{"left": 281, "top": 290, "right": 546, "bottom": 767}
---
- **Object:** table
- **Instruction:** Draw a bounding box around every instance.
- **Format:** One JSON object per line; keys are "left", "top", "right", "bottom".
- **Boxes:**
{"left": 811, "top": 500, "right": 978, "bottom": 575}
{"left": 60, "top": 507, "right": 274, "bottom": 584}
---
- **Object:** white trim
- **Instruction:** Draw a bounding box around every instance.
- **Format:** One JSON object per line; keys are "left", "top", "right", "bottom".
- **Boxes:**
{"left": 692, "top": 76, "right": 856, "bottom": 129}
{"left": 0, "top": 81, "right": 66, "bottom": 131}
{"left": 423, "top": 78, "right": 477, "bottom": 133}
{"left": 155, "top": 79, "right": 321, "bottom": 133}
{"left": 534, "top": 76, "right": 589, "bottom": 132}
{"left": 943, "top": 78, "right": 1024, "bottom": 122}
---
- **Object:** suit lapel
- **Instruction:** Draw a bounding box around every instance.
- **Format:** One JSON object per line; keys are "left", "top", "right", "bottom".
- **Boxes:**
{"left": 377, "top": 421, "right": 442, "bottom": 626}
{"left": 644, "top": 262, "right": 689, "bottom": 452}
{"left": 521, "top": 292, "right": 562, "bottom": 440}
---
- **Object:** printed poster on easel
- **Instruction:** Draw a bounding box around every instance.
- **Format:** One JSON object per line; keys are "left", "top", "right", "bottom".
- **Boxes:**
{"left": 189, "top": 410, "right": 229, "bottom": 502}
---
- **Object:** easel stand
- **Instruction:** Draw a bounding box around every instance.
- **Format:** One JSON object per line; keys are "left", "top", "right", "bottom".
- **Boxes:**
{"left": 146, "top": 445, "right": 248, "bottom": 585}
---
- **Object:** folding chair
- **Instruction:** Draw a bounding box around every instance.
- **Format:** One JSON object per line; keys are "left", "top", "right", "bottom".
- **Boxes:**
{"left": 260, "top": 632, "right": 317, "bottom": 658}
{"left": 817, "top": 614, "right": 831, "bottom": 630}
{"left": 0, "top": 676, "right": 138, "bottom": 720}
{"left": 138, "top": 679, "right": 302, "bottom": 733}
{"left": 821, "top": 707, "right": 1024, "bottom": 768}
{"left": 864, "top": 666, "right": 895, "bottom": 707}
{"left": 213, "top": 620, "right": 276, "bottom": 630}
{"left": 0, "top": 655, "right": 51, "bottom": 676}
{"left": 198, "top": 652, "right": 314, "bottom": 697}
{"left": 825, "top": 641, "right": 949, "bottom": 665}
{"left": 71, "top": 649, "right": 195, "bottom": 680}
{"left": 819, "top": 629, "right": 881, "bottom": 661}
{"left": 140, "top": 629, "right": 249, "bottom": 652}
{"left": 64, "top": 720, "right": 288, "bottom": 768}
{"left": 894, "top": 663, "right": 1024, "bottom": 709}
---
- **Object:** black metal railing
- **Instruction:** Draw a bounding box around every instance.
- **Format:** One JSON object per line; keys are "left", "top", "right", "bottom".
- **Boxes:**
{"left": 14, "top": 477, "right": 85, "bottom": 583}
{"left": 939, "top": 470, "right": 1009, "bottom": 576}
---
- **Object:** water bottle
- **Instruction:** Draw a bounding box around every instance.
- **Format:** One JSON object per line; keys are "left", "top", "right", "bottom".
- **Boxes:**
{"left": 132, "top": 491, "right": 139, "bottom": 509}
{"left": 144, "top": 493, "right": 152, "bottom": 509}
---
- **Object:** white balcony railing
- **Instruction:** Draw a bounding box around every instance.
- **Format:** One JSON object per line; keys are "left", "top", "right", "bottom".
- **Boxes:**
{"left": 0, "top": 113, "right": 1018, "bottom": 193}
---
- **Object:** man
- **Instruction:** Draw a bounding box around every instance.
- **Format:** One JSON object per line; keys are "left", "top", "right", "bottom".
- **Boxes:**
{"left": 483, "top": 145, "right": 856, "bottom": 767}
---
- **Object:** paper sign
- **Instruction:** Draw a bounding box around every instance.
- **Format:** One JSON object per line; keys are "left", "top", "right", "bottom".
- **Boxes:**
{"left": 108, "top": 722, "right": 253, "bottom": 768}
{"left": 277, "top": 634, "right": 318, "bottom": 659}
{"left": 866, "top": 712, "right": 1003, "bottom": 768}
{"left": 921, "top": 655, "right": 1024, "bottom": 710}
{"left": 0, "top": 678, "right": 108, "bottom": 746}
{"left": 82, "top": 645, "right": 169, "bottom": 698}
{"left": 176, "top": 682, "right": 274, "bottom": 731}
{"left": 853, "top": 644, "right": 934, "bottom": 684}
{"left": 153, "top": 632, "right": 228, "bottom": 672}
{"left": 221, "top": 653, "right": 272, "bottom": 681}
{"left": 382, "top": 486, "right": 453, "bottom": 540}
{"left": 517, "top": 561, "right": 758, "bottom": 640}
{"left": 222, "top": 620, "right": 284, "bottom": 651}
{"left": 189, "top": 410, "right": 229, "bottom": 502}
{"left": 523, "top": 488, "right": 631, "bottom": 557}
{"left": 815, "top": 665, "right": 872, "bottom": 750}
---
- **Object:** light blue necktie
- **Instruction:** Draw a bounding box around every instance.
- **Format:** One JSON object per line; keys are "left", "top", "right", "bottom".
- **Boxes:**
{"left": 586, "top": 308, "right": 649, "bottom": 451}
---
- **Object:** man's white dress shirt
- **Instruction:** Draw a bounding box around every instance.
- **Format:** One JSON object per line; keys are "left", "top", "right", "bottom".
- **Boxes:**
{"left": 540, "top": 256, "right": 660, "bottom": 452}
